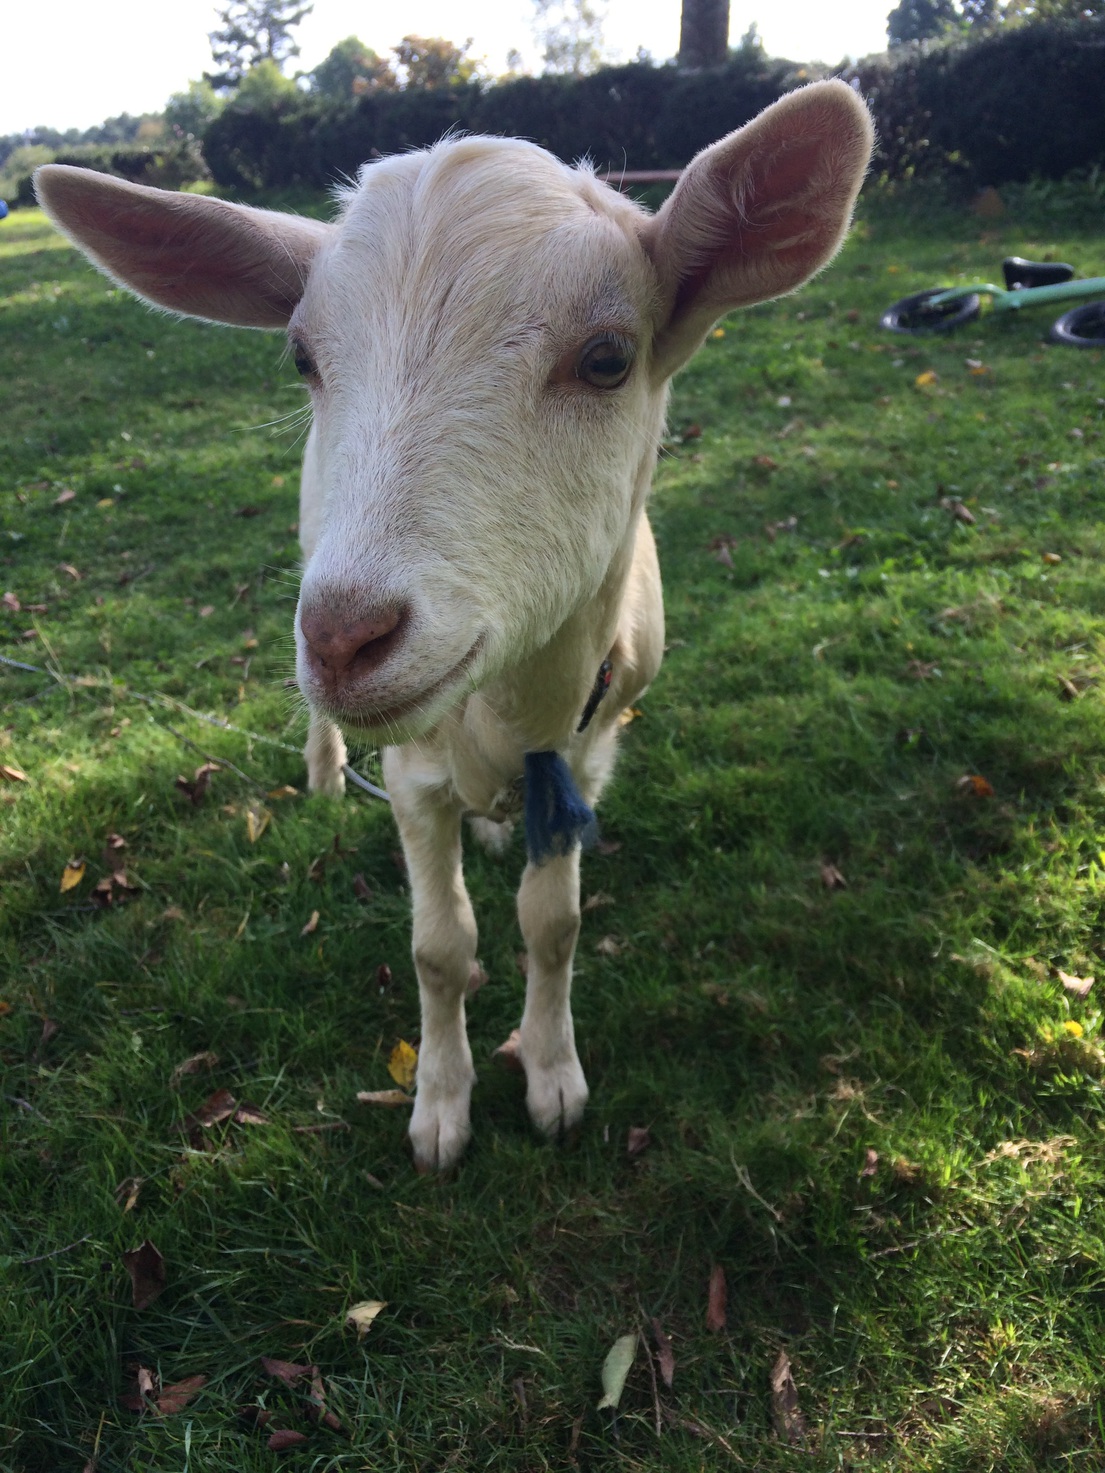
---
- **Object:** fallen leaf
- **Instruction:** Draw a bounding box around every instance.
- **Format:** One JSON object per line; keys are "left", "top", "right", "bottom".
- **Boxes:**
{"left": 184, "top": 1087, "right": 237, "bottom": 1131}
{"left": 245, "top": 805, "right": 270, "bottom": 843}
{"left": 267, "top": 784, "right": 299, "bottom": 799}
{"left": 905, "top": 659, "right": 940, "bottom": 680}
{"left": 54, "top": 487, "right": 76, "bottom": 505}
{"left": 2, "top": 591, "right": 20, "bottom": 612}
{"left": 198, "top": 604, "right": 215, "bottom": 617}
{"left": 175, "top": 761, "right": 219, "bottom": 806}
{"left": 914, "top": 369, "right": 938, "bottom": 388}
{"left": 597, "top": 1332, "right": 638, "bottom": 1411}
{"left": 651, "top": 1319, "right": 675, "bottom": 1389}
{"left": 752, "top": 453, "right": 779, "bottom": 471}
{"left": 352, "top": 872, "right": 373, "bottom": 901}
{"left": 1058, "top": 970, "right": 1094, "bottom": 999}
{"left": 261, "top": 1356, "right": 314, "bottom": 1386}
{"left": 582, "top": 891, "right": 614, "bottom": 912}
{"left": 770, "top": 1349, "right": 808, "bottom": 1444}
{"left": 0, "top": 764, "right": 28, "bottom": 782}
{"left": 956, "top": 774, "right": 994, "bottom": 798}
{"left": 345, "top": 1299, "right": 386, "bottom": 1338}
{"left": 120, "top": 1364, "right": 157, "bottom": 1410}
{"left": 60, "top": 859, "right": 86, "bottom": 893}
{"left": 301, "top": 910, "right": 320, "bottom": 936}
{"left": 706, "top": 1264, "right": 727, "bottom": 1332}
{"left": 58, "top": 562, "right": 81, "bottom": 580}
{"left": 1058, "top": 676, "right": 1082, "bottom": 701}
{"left": 169, "top": 1050, "right": 218, "bottom": 1090}
{"left": 375, "top": 962, "right": 392, "bottom": 992}
{"left": 387, "top": 1039, "right": 418, "bottom": 1091}
{"left": 617, "top": 707, "right": 642, "bottom": 726}
{"left": 860, "top": 1147, "right": 879, "bottom": 1177}
{"left": 115, "top": 1176, "right": 143, "bottom": 1213}
{"left": 1043, "top": 551, "right": 1062, "bottom": 564}
{"left": 595, "top": 935, "right": 622, "bottom": 956}
{"left": 493, "top": 1029, "right": 525, "bottom": 1073}
{"left": 627, "top": 1126, "right": 651, "bottom": 1157}
{"left": 820, "top": 861, "right": 847, "bottom": 890}
{"left": 160, "top": 905, "right": 185, "bottom": 922}
{"left": 122, "top": 1239, "right": 165, "bottom": 1310}
{"left": 355, "top": 1089, "right": 413, "bottom": 1106}
{"left": 234, "top": 1102, "right": 270, "bottom": 1125}
{"left": 268, "top": 1429, "right": 309, "bottom": 1450}
{"left": 157, "top": 1375, "right": 206, "bottom": 1415}
{"left": 939, "top": 496, "right": 976, "bottom": 524}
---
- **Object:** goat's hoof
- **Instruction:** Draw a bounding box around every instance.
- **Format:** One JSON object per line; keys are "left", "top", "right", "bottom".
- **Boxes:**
{"left": 524, "top": 1057, "right": 589, "bottom": 1140}
{"left": 307, "top": 768, "right": 346, "bottom": 799}
{"left": 409, "top": 1095, "right": 472, "bottom": 1173}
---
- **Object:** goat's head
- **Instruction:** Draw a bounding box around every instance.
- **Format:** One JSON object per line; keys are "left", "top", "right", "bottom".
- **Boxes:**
{"left": 36, "top": 82, "right": 873, "bottom": 740}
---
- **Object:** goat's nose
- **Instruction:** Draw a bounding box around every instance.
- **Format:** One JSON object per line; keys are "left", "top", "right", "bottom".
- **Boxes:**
{"left": 299, "top": 605, "right": 405, "bottom": 680}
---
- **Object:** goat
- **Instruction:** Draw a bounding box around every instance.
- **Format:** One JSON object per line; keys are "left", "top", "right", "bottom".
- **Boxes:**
{"left": 36, "top": 81, "right": 873, "bottom": 1171}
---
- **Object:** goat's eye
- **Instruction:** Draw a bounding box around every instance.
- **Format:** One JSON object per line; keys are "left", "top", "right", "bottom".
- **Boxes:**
{"left": 291, "top": 341, "right": 317, "bottom": 379}
{"left": 576, "top": 334, "right": 634, "bottom": 390}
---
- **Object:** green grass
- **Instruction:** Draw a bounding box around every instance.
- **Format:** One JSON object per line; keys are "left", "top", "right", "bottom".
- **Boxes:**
{"left": 3, "top": 178, "right": 1105, "bottom": 1471}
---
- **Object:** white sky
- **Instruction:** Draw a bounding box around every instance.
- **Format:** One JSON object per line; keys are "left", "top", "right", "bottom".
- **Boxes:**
{"left": 3, "top": 0, "right": 891, "bottom": 137}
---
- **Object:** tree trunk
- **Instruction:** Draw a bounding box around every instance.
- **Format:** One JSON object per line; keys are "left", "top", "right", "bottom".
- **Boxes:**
{"left": 678, "top": 0, "right": 730, "bottom": 69}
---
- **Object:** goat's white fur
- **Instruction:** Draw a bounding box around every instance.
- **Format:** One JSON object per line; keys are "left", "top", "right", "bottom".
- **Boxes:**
{"left": 36, "top": 81, "right": 873, "bottom": 1170}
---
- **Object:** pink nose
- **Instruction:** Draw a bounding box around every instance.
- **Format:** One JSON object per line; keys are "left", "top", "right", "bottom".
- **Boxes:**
{"left": 299, "top": 605, "right": 405, "bottom": 685}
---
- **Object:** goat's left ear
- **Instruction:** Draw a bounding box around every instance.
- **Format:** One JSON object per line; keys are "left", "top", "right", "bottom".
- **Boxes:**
{"left": 641, "top": 80, "right": 874, "bottom": 379}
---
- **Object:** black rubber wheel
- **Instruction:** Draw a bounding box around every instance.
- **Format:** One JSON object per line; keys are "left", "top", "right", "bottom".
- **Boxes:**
{"left": 881, "top": 288, "right": 981, "bottom": 336}
{"left": 1049, "top": 301, "right": 1105, "bottom": 348}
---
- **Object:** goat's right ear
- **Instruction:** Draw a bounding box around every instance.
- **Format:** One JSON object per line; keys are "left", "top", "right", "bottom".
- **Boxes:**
{"left": 34, "top": 166, "right": 332, "bottom": 328}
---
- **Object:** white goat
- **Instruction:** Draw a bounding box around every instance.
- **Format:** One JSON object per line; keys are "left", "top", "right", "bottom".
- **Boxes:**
{"left": 36, "top": 81, "right": 873, "bottom": 1170}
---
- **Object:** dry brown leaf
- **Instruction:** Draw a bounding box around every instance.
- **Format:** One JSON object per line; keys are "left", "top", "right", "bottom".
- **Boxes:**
{"left": 770, "top": 1350, "right": 808, "bottom": 1444}
{"left": 175, "top": 761, "right": 219, "bottom": 806}
{"left": 157, "top": 1375, "right": 206, "bottom": 1415}
{"left": 233, "top": 1102, "right": 269, "bottom": 1126}
{"left": 375, "top": 962, "right": 392, "bottom": 993}
{"left": 54, "top": 487, "right": 76, "bottom": 505}
{"left": 627, "top": 1125, "right": 651, "bottom": 1157}
{"left": 115, "top": 1176, "right": 143, "bottom": 1213}
{"left": 169, "top": 1051, "right": 219, "bottom": 1090}
{"left": 820, "top": 862, "right": 847, "bottom": 890}
{"left": 1058, "top": 969, "right": 1094, "bottom": 999}
{"left": 387, "top": 1039, "right": 418, "bottom": 1090}
{"left": 60, "top": 859, "right": 86, "bottom": 893}
{"left": 345, "top": 1299, "right": 387, "bottom": 1338}
{"left": 261, "top": 1356, "right": 314, "bottom": 1386}
{"left": 355, "top": 1089, "right": 413, "bottom": 1106}
{"left": 267, "top": 784, "right": 299, "bottom": 799}
{"left": 184, "top": 1087, "right": 237, "bottom": 1131}
{"left": 160, "top": 905, "right": 185, "bottom": 922}
{"left": 123, "top": 1240, "right": 165, "bottom": 1310}
{"left": 352, "top": 872, "right": 373, "bottom": 901}
{"left": 245, "top": 805, "right": 270, "bottom": 844}
{"left": 582, "top": 891, "right": 614, "bottom": 912}
{"left": 493, "top": 1029, "right": 525, "bottom": 1073}
{"left": 706, "top": 1264, "right": 727, "bottom": 1332}
{"left": 301, "top": 910, "right": 320, "bottom": 936}
{"left": 2, "top": 591, "right": 20, "bottom": 612}
{"left": 0, "top": 763, "right": 28, "bottom": 782}
{"left": 860, "top": 1147, "right": 879, "bottom": 1177}
{"left": 957, "top": 773, "right": 995, "bottom": 798}
{"left": 651, "top": 1318, "right": 675, "bottom": 1389}
{"left": 267, "top": 1429, "right": 309, "bottom": 1450}
{"left": 59, "top": 562, "right": 81, "bottom": 580}
{"left": 595, "top": 934, "right": 622, "bottom": 957}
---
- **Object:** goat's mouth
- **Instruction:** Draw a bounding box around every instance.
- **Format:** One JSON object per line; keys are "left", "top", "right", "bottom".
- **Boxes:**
{"left": 319, "top": 636, "right": 485, "bottom": 737}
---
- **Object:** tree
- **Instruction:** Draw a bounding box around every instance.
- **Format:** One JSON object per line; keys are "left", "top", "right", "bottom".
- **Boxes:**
{"left": 391, "top": 36, "right": 478, "bottom": 89}
{"left": 310, "top": 36, "right": 397, "bottom": 99}
{"left": 207, "top": 0, "right": 313, "bottom": 92}
{"left": 165, "top": 79, "right": 225, "bottom": 139}
{"left": 886, "top": 0, "right": 957, "bottom": 45}
{"left": 533, "top": 0, "right": 608, "bottom": 76}
{"left": 677, "top": 0, "right": 730, "bottom": 68}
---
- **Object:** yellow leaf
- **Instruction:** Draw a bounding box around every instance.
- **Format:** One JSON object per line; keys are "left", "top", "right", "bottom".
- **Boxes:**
{"left": 711, "top": 327, "right": 726, "bottom": 339}
{"left": 60, "top": 859, "right": 86, "bottom": 893}
{"left": 387, "top": 1039, "right": 418, "bottom": 1091}
{"left": 617, "top": 707, "right": 642, "bottom": 727}
{"left": 267, "top": 785, "right": 299, "bottom": 800}
{"left": 345, "top": 1300, "right": 387, "bottom": 1338}
{"left": 245, "top": 806, "right": 270, "bottom": 843}
{"left": 96, "top": 497, "right": 115, "bottom": 509}
{"left": 0, "top": 764, "right": 28, "bottom": 782}
{"left": 914, "top": 370, "right": 938, "bottom": 388}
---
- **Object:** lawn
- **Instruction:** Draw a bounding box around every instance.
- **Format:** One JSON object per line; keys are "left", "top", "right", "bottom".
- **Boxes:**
{"left": 2, "top": 174, "right": 1105, "bottom": 1471}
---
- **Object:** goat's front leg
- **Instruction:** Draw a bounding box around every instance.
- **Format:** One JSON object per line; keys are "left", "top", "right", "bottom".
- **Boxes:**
{"left": 305, "top": 711, "right": 347, "bottom": 798}
{"left": 389, "top": 777, "right": 478, "bottom": 1172}
{"left": 516, "top": 848, "right": 588, "bottom": 1138}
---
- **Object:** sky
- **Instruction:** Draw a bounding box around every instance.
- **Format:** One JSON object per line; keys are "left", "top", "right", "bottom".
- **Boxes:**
{"left": 3, "top": 0, "right": 892, "bottom": 137}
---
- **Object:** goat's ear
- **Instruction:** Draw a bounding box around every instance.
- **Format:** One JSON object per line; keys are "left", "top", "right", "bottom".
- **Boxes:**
{"left": 34, "top": 165, "right": 332, "bottom": 328}
{"left": 642, "top": 80, "right": 874, "bottom": 378}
